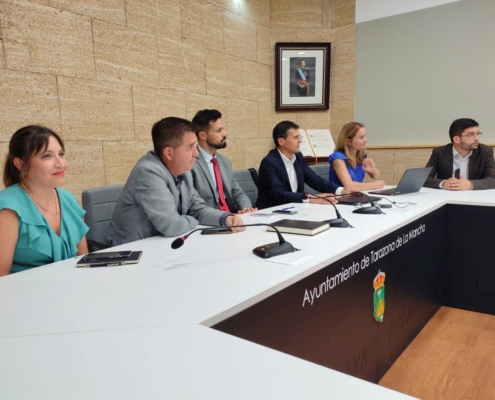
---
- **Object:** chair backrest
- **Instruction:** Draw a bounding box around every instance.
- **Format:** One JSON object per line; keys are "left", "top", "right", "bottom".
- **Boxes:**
{"left": 233, "top": 169, "right": 258, "bottom": 207}
{"left": 82, "top": 184, "right": 124, "bottom": 251}
{"left": 304, "top": 164, "right": 329, "bottom": 194}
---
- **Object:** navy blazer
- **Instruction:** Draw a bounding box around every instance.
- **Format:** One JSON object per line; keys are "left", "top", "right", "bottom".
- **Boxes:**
{"left": 257, "top": 149, "right": 339, "bottom": 209}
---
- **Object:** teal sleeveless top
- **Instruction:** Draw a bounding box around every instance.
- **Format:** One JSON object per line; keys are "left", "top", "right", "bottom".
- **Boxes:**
{"left": 0, "top": 184, "right": 89, "bottom": 274}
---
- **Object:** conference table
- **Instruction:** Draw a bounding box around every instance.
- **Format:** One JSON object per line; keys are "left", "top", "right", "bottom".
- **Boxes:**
{"left": 1, "top": 188, "right": 494, "bottom": 399}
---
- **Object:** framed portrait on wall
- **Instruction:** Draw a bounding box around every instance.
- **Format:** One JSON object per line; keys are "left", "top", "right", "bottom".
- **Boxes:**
{"left": 275, "top": 42, "right": 331, "bottom": 111}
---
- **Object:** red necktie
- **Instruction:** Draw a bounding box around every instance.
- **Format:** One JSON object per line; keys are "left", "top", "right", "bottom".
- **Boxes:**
{"left": 211, "top": 157, "right": 230, "bottom": 212}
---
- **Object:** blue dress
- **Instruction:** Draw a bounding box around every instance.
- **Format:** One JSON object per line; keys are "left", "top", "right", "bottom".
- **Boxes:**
{"left": 328, "top": 151, "right": 366, "bottom": 187}
{"left": 0, "top": 184, "right": 89, "bottom": 274}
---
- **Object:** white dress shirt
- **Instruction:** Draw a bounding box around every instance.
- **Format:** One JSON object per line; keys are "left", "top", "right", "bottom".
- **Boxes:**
{"left": 278, "top": 149, "right": 298, "bottom": 192}
{"left": 439, "top": 146, "right": 472, "bottom": 188}
{"left": 277, "top": 149, "right": 343, "bottom": 198}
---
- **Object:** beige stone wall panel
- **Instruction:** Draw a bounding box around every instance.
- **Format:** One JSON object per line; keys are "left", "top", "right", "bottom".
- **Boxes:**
{"left": 296, "top": 111, "right": 330, "bottom": 129}
{"left": 185, "top": 93, "right": 228, "bottom": 120}
{"left": 365, "top": 149, "right": 395, "bottom": 185}
{"left": 242, "top": 60, "right": 271, "bottom": 102}
{"left": 216, "top": 138, "right": 245, "bottom": 170}
{"left": 48, "top": 0, "right": 126, "bottom": 26}
{"left": 133, "top": 85, "right": 186, "bottom": 140}
{"left": 271, "top": 0, "right": 323, "bottom": 29}
{"left": 330, "top": 62, "right": 354, "bottom": 101}
{"left": 224, "top": 10, "right": 257, "bottom": 61}
{"left": 0, "top": 0, "right": 95, "bottom": 79}
{"left": 258, "top": 101, "right": 273, "bottom": 139}
{"left": 219, "top": 0, "right": 270, "bottom": 27}
{"left": 330, "top": 99, "right": 354, "bottom": 136}
{"left": 103, "top": 140, "right": 151, "bottom": 185}
{"left": 93, "top": 20, "right": 159, "bottom": 87}
{"left": 331, "top": 24, "right": 355, "bottom": 66}
{"left": 58, "top": 77, "right": 134, "bottom": 141}
{"left": 323, "top": 0, "right": 332, "bottom": 28}
{"left": 206, "top": 51, "right": 242, "bottom": 98}
{"left": 331, "top": 0, "right": 355, "bottom": 28}
{"left": 157, "top": 0, "right": 182, "bottom": 41}
{"left": 64, "top": 141, "right": 106, "bottom": 202}
{"left": 226, "top": 98, "right": 259, "bottom": 139}
{"left": 256, "top": 23, "right": 271, "bottom": 65}
{"left": 393, "top": 148, "right": 433, "bottom": 184}
{"left": 158, "top": 37, "right": 206, "bottom": 95}
{"left": 244, "top": 138, "right": 273, "bottom": 170}
{"left": 296, "top": 29, "right": 332, "bottom": 43}
{"left": 0, "top": 20, "right": 5, "bottom": 68}
{"left": 332, "top": 23, "right": 355, "bottom": 42}
{"left": 181, "top": 0, "right": 223, "bottom": 50}
{"left": 0, "top": 69, "right": 60, "bottom": 141}
{"left": 126, "top": 0, "right": 182, "bottom": 38}
{"left": 332, "top": 40, "right": 355, "bottom": 65}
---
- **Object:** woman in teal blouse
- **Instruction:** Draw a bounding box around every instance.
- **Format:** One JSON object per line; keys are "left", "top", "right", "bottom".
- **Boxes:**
{"left": 0, "top": 126, "right": 89, "bottom": 276}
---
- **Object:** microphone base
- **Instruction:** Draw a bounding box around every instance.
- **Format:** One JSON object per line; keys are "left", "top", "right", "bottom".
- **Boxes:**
{"left": 325, "top": 218, "right": 351, "bottom": 228}
{"left": 352, "top": 207, "right": 384, "bottom": 215}
{"left": 253, "top": 241, "right": 295, "bottom": 258}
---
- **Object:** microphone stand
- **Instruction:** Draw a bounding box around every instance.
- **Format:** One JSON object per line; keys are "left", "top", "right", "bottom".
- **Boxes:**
{"left": 310, "top": 193, "right": 352, "bottom": 228}
{"left": 170, "top": 224, "right": 296, "bottom": 258}
{"left": 349, "top": 191, "right": 384, "bottom": 214}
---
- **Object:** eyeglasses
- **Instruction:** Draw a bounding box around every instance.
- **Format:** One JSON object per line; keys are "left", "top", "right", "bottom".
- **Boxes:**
{"left": 459, "top": 132, "right": 483, "bottom": 139}
{"left": 290, "top": 135, "right": 303, "bottom": 141}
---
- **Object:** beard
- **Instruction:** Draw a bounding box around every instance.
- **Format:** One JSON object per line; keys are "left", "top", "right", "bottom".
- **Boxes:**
{"left": 207, "top": 139, "right": 227, "bottom": 150}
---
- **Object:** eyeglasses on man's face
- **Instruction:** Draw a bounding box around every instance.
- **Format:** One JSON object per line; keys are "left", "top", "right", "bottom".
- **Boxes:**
{"left": 289, "top": 135, "right": 303, "bottom": 141}
{"left": 459, "top": 131, "right": 483, "bottom": 139}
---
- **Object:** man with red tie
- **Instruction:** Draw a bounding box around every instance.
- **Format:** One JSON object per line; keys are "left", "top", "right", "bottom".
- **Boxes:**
{"left": 191, "top": 109, "right": 257, "bottom": 214}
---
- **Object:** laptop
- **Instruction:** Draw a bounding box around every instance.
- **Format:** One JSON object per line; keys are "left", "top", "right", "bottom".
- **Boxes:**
{"left": 369, "top": 167, "right": 433, "bottom": 196}
{"left": 337, "top": 193, "right": 381, "bottom": 205}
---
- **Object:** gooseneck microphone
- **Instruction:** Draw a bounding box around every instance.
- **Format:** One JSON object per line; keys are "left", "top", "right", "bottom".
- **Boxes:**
{"left": 349, "top": 191, "right": 384, "bottom": 214}
{"left": 310, "top": 193, "right": 352, "bottom": 228}
{"left": 171, "top": 224, "right": 296, "bottom": 258}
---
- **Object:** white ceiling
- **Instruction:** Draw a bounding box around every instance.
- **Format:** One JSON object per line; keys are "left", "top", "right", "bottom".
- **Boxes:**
{"left": 356, "top": 0, "right": 461, "bottom": 23}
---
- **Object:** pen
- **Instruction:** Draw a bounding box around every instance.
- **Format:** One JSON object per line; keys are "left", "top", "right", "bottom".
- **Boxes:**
{"left": 282, "top": 206, "right": 295, "bottom": 210}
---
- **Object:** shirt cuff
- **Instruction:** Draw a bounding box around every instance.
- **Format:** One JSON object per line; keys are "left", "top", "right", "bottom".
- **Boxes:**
{"left": 439, "top": 180, "right": 445, "bottom": 189}
{"left": 219, "top": 213, "right": 232, "bottom": 226}
{"left": 335, "top": 187, "right": 343, "bottom": 196}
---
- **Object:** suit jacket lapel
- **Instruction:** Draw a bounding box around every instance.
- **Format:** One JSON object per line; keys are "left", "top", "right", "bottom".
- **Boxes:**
{"left": 443, "top": 144, "right": 454, "bottom": 177}
{"left": 196, "top": 150, "right": 215, "bottom": 192}
{"left": 294, "top": 155, "right": 305, "bottom": 192}
{"left": 273, "top": 150, "right": 291, "bottom": 189}
{"left": 216, "top": 156, "right": 231, "bottom": 196}
{"left": 469, "top": 147, "right": 481, "bottom": 179}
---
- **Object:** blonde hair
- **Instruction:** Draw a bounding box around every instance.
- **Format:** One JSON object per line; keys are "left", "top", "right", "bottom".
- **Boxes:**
{"left": 334, "top": 122, "right": 365, "bottom": 169}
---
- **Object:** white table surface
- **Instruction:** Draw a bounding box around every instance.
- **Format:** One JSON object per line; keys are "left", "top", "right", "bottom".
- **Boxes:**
{"left": 1, "top": 188, "right": 494, "bottom": 399}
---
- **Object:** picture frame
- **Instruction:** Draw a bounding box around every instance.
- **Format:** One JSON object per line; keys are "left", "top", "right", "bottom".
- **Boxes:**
{"left": 275, "top": 42, "right": 331, "bottom": 111}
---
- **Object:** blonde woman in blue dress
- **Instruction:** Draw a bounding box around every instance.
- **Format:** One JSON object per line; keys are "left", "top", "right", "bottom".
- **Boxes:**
{"left": 328, "top": 122, "right": 386, "bottom": 191}
{"left": 0, "top": 126, "right": 89, "bottom": 276}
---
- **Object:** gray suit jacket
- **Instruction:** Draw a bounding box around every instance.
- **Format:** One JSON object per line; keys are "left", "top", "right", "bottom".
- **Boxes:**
{"left": 107, "top": 151, "right": 226, "bottom": 246}
{"left": 190, "top": 149, "right": 252, "bottom": 213}
{"left": 424, "top": 143, "right": 495, "bottom": 190}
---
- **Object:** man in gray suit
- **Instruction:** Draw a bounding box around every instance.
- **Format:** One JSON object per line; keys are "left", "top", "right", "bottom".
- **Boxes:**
{"left": 191, "top": 109, "right": 257, "bottom": 214}
{"left": 424, "top": 118, "right": 495, "bottom": 190}
{"left": 107, "top": 117, "right": 245, "bottom": 246}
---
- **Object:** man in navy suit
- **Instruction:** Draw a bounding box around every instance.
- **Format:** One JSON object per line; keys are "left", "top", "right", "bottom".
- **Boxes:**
{"left": 257, "top": 121, "right": 345, "bottom": 209}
